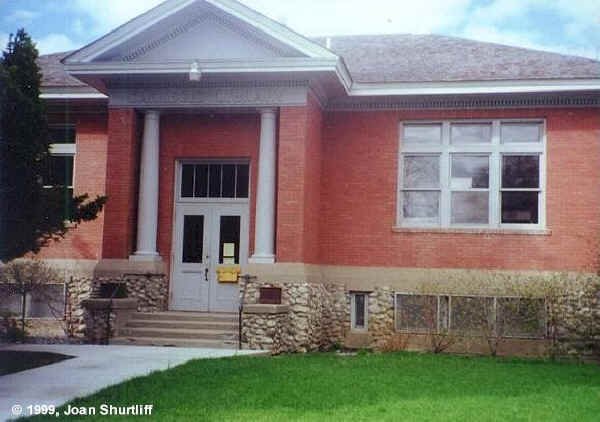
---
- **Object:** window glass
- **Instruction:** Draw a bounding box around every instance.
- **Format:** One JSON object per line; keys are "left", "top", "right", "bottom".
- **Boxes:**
{"left": 48, "top": 126, "right": 75, "bottom": 144}
{"left": 396, "top": 294, "right": 438, "bottom": 331}
{"left": 404, "top": 124, "right": 442, "bottom": 144}
{"left": 221, "top": 165, "right": 236, "bottom": 198}
{"left": 181, "top": 165, "right": 195, "bottom": 198}
{"left": 219, "top": 216, "right": 240, "bottom": 265}
{"left": 451, "top": 155, "right": 489, "bottom": 189}
{"left": 501, "top": 123, "right": 541, "bottom": 143}
{"left": 194, "top": 164, "right": 209, "bottom": 198}
{"left": 451, "top": 123, "right": 492, "bottom": 144}
{"left": 501, "top": 192, "right": 538, "bottom": 224}
{"left": 209, "top": 165, "right": 221, "bottom": 197}
{"left": 181, "top": 163, "right": 249, "bottom": 199}
{"left": 182, "top": 215, "right": 204, "bottom": 263}
{"left": 403, "top": 156, "right": 439, "bottom": 188}
{"left": 451, "top": 192, "right": 489, "bottom": 224}
{"left": 45, "top": 155, "right": 74, "bottom": 187}
{"left": 403, "top": 192, "right": 439, "bottom": 222}
{"left": 502, "top": 156, "right": 539, "bottom": 188}
{"left": 352, "top": 293, "right": 367, "bottom": 330}
{"left": 236, "top": 164, "right": 249, "bottom": 198}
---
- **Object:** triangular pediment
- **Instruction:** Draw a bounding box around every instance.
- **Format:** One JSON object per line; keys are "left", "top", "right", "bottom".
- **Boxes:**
{"left": 113, "top": 12, "right": 300, "bottom": 62}
{"left": 64, "top": 0, "right": 336, "bottom": 64}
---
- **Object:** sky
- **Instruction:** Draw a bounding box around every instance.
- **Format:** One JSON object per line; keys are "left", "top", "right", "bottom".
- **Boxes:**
{"left": 0, "top": 0, "right": 599, "bottom": 59}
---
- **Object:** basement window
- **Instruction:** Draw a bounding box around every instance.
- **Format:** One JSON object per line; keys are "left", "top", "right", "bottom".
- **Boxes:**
{"left": 350, "top": 292, "right": 368, "bottom": 331}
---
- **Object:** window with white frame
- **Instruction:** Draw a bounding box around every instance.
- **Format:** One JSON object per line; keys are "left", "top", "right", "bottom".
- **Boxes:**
{"left": 350, "top": 292, "right": 368, "bottom": 331}
{"left": 399, "top": 120, "right": 545, "bottom": 229}
{"left": 44, "top": 126, "right": 76, "bottom": 220}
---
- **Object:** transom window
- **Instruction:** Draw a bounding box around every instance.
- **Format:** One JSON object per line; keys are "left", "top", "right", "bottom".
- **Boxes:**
{"left": 180, "top": 163, "right": 249, "bottom": 199}
{"left": 399, "top": 120, "right": 545, "bottom": 229}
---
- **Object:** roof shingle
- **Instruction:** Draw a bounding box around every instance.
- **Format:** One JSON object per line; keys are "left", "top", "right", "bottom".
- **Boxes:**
{"left": 37, "top": 34, "right": 600, "bottom": 88}
{"left": 37, "top": 51, "right": 87, "bottom": 88}
{"left": 313, "top": 34, "right": 600, "bottom": 83}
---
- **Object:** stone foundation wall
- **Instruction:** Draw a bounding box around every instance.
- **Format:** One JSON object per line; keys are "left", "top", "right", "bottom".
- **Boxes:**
{"left": 367, "top": 287, "right": 396, "bottom": 349}
{"left": 241, "top": 277, "right": 600, "bottom": 359}
{"left": 82, "top": 306, "right": 115, "bottom": 344}
{"left": 65, "top": 276, "right": 94, "bottom": 336}
{"left": 241, "top": 280, "right": 347, "bottom": 353}
{"left": 242, "top": 306, "right": 289, "bottom": 354}
{"left": 94, "top": 274, "right": 168, "bottom": 313}
{"left": 552, "top": 279, "right": 600, "bottom": 360}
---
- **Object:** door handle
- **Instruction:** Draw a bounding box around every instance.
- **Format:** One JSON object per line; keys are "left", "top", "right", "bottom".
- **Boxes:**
{"left": 205, "top": 267, "right": 209, "bottom": 282}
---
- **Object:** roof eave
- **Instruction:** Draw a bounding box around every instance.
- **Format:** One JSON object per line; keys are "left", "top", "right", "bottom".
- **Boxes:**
{"left": 349, "top": 79, "right": 600, "bottom": 96}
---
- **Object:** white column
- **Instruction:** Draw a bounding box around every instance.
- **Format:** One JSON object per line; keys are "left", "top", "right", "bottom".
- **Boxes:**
{"left": 249, "top": 108, "right": 277, "bottom": 264}
{"left": 131, "top": 110, "right": 161, "bottom": 261}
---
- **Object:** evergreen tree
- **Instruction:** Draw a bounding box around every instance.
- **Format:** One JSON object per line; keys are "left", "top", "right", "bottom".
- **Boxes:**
{"left": 0, "top": 29, "right": 106, "bottom": 262}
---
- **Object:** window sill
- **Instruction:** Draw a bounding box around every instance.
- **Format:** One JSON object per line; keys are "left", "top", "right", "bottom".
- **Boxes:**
{"left": 392, "top": 226, "right": 551, "bottom": 236}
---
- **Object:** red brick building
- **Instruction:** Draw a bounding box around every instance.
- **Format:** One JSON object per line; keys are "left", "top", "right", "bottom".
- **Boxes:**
{"left": 36, "top": 0, "right": 600, "bottom": 350}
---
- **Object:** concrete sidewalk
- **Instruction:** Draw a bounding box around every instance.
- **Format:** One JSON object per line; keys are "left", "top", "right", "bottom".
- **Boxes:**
{"left": 0, "top": 344, "right": 264, "bottom": 421}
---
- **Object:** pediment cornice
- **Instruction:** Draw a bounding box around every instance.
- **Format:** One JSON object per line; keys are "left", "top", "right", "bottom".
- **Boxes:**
{"left": 120, "top": 11, "right": 296, "bottom": 62}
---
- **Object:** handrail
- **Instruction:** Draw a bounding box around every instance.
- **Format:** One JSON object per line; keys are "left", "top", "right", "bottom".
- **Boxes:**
{"left": 238, "top": 274, "right": 256, "bottom": 350}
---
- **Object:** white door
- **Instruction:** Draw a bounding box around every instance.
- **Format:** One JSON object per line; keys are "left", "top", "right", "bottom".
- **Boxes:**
{"left": 208, "top": 203, "right": 249, "bottom": 312}
{"left": 171, "top": 203, "right": 249, "bottom": 312}
{"left": 171, "top": 161, "right": 250, "bottom": 312}
{"left": 171, "top": 203, "right": 210, "bottom": 311}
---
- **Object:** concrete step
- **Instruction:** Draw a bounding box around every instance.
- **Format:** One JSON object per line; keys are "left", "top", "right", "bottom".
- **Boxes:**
{"left": 110, "top": 336, "right": 238, "bottom": 349}
{"left": 126, "top": 319, "right": 239, "bottom": 331}
{"left": 133, "top": 312, "right": 238, "bottom": 323}
{"left": 119, "top": 326, "right": 238, "bottom": 341}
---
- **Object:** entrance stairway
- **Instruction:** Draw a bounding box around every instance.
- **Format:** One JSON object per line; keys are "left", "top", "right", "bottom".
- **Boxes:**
{"left": 111, "top": 311, "right": 239, "bottom": 349}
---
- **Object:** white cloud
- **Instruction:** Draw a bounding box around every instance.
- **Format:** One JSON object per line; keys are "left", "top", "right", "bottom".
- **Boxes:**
{"left": 239, "top": 0, "right": 471, "bottom": 35}
{"left": 0, "top": 32, "right": 8, "bottom": 52}
{"left": 459, "top": 0, "right": 600, "bottom": 59}
{"left": 462, "top": 24, "right": 599, "bottom": 59}
{"left": 36, "top": 0, "right": 599, "bottom": 60}
{"left": 35, "top": 33, "right": 80, "bottom": 54}
{"left": 3, "top": 9, "right": 40, "bottom": 25}
{"left": 72, "top": 0, "right": 164, "bottom": 36}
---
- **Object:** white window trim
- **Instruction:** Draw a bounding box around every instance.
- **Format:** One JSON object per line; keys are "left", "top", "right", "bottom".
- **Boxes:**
{"left": 49, "top": 143, "right": 76, "bottom": 155}
{"left": 397, "top": 119, "right": 546, "bottom": 231}
{"left": 350, "top": 292, "right": 369, "bottom": 332}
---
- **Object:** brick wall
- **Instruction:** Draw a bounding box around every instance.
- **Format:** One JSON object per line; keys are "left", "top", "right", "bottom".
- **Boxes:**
{"left": 37, "top": 113, "right": 108, "bottom": 260}
{"left": 101, "top": 109, "right": 140, "bottom": 259}
{"left": 38, "top": 105, "right": 600, "bottom": 274}
{"left": 158, "top": 113, "right": 260, "bottom": 267}
{"left": 319, "top": 108, "right": 600, "bottom": 272}
{"left": 276, "top": 93, "right": 324, "bottom": 263}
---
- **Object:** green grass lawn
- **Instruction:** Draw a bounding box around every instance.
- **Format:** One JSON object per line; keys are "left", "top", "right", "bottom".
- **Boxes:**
{"left": 28, "top": 352, "right": 600, "bottom": 421}
{"left": 0, "top": 351, "right": 73, "bottom": 376}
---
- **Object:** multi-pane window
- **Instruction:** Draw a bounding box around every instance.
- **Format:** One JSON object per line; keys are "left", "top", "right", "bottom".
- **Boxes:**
{"left": 400, "top": 120, "right": 544, "bottom": 229}
{"left": 180, "top": 163, "right": 249, "bottom": 199}
{"left": 45, "top": 126, "right": 76, "bottom": 220}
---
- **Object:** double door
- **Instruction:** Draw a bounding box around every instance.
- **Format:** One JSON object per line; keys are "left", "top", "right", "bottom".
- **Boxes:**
{"left": 171, "top": 202, "right": 248, "bottom": 312}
